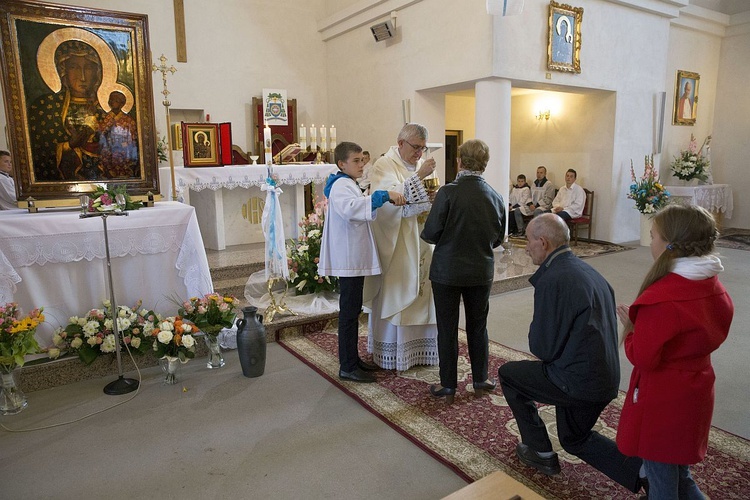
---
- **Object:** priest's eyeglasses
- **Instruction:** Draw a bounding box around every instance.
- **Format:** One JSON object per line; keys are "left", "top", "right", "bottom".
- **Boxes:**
{"left": 404, "top": 140, "right": 428, "bottom": 153}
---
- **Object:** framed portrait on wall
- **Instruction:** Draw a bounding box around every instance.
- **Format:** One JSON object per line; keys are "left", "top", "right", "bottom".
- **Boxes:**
{"left": 181, "top": 123, "right": 221, "bottom": 167}
{"left": 0, "top": 0, "right": 159, "bottom": 207}
{"left": 673, "top": 70, "right": 700, "bottom": 126}
{"left": 547, "top": 1, "right": 583, "bottom": 74}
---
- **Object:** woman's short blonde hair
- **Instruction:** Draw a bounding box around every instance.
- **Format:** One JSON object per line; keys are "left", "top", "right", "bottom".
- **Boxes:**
{"left": 458, "top": 139, "right": 490, "bottom": 172}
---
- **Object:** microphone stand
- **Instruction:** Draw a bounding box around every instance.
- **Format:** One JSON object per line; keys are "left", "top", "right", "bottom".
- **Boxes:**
{"left": 80, "top": 195, "right": 139, "bottom": 395}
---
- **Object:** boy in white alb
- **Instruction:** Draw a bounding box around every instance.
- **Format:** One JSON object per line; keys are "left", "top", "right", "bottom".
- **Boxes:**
{"left": 318, "top": 142, "right": 405, "bottom": 383}
{"left": 508, "top": 174, "right": 534, "bottom": 236}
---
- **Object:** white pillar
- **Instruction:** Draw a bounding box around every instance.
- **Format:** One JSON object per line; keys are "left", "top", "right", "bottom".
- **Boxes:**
{"left": 475, "top": 78, "right": 511, "bottom": 205}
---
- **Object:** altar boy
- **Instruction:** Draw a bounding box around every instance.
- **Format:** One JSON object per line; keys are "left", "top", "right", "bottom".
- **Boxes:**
{"left": 318, "top": 142, "right": 405, "bottom": 383}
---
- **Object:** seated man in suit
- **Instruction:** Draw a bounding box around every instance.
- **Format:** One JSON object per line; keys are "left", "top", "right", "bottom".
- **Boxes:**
{"left": 551, "top": 168, "right": 585, "bottom": 221}
{"left": 531, "top": 165, "right": 556, "bottom": 217}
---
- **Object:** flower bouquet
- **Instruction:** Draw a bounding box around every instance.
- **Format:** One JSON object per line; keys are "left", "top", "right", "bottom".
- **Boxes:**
{"left": 670, "top": 134, "right": 709, "bottom": 183}
{"left": 87, "top": 185, "right": 143, "bottom": 212}
{"left": 0, "top": 303, "right": 44, "bottom": 373}
{"left": 0, "top": 303, "right": 44, "bottom": 415}
{"left": 178, "top": 293, "right": 239, "bottom": 369}
{"left": 287, "top": 198, "right": 338, "bottom": 295}
{"left": 151, "top": 316, "right": 197, "bottom": 384}
{"left": 628, "top": 155, "right": 670, "bottom": 214}
{"left": 53, "top": 300, "right": 155, "bottom": 365}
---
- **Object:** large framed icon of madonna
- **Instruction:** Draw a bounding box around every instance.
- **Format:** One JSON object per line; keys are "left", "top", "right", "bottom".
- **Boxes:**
{"left": 0, "top": 0, "right": 159, "bottom": 208}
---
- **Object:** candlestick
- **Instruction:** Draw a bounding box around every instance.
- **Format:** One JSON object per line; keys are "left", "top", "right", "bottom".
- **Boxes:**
{"left": 264, "top": 124, "right": 273, "bottom": 165}
{"left": 310, "top": 124, "right": 317, "bottom": 150}
{"left": 329, "top": 125, "right": 336, "bottom": 150}
{"left": 320, "top": 124, "right": 327, "bottom": 152}
{"left": 299, "top": 124, "right": 307, "bottom": 150}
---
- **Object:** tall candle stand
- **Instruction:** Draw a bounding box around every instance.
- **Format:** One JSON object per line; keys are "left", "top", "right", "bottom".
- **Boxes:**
{"left": 152, "top": 54, "right": 177, "bottom": 201}
{"left": 79, "top": 194, "right": 138, "bottom": 395}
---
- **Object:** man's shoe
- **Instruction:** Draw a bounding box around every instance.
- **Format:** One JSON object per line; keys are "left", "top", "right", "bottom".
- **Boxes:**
{"left": 357, "top": 359, "right": 380, "bottom": 372}
{"left": 339, "top": 367, "right": 376, "bottom": 383}
{"left": 516, "top": 443, "right": 561, "bottom": 476}
{"left": 429, "top": 384, "right": 456, "bottom": 404}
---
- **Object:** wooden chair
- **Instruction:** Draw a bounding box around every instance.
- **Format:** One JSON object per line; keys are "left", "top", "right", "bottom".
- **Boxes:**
{"left": 568, "top": 188, "right": 594, "bottom": 245}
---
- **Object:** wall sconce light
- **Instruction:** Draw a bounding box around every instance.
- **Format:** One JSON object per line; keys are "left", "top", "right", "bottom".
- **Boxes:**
{"left": 371, "top": 11, "right": 398, "bottom": 42}
{"left": 536, "top": 109, "right": 551, "bottom": 121}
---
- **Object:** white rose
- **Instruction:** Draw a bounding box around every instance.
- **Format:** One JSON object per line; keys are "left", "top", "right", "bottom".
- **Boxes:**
{"left": 48, "top": 348, "right": 61, "bottom": 359}
{"left": 181, "top": 334, "right": 195, "bottom": 349}
{"left": 131, "top": 337, "right": 141, "bottom": 349}
{"left": 52, "top": 333, "right": 63, "bottom": 346}
{"left": 103, "top": 299, "right": 111, "bottom": 308}
{"left": 159, "top": 320, "right": 174, "bottom": 332}
{"left": 157, "top": 330, "right": 173, "bottom": 344}
{"left": 118, "top": 308, "right": 128, "bottom": 318}
{"left": 69, "top": 315, "right": 80, "bottom": 325}
{"left": 117, "top": 318, "right": 131, "bottom": 331}
{"left": 104, "top": 319, "right": 113, "bottom": 330}
{"left": 100, "top": 334, "right": 116, "bottom": 353}
{"left": 71, "top": 337, "right": 83, "bottom": 349}
{"left": 181, "top": 323, "right": 192, "bottom": 333}
{"left": 87, "top": 336, "right": 98, "bottom": 346}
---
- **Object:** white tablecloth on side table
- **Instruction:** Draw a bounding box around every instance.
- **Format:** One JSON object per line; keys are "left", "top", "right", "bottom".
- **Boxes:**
{"left": 664, "top": 184, "right": 733, "bottom": 219}
{"left": 0, "top": 201, "right": 213, "bottom": 347}
{"left": 159, "top": 164, "right": 339, "bottom": 250}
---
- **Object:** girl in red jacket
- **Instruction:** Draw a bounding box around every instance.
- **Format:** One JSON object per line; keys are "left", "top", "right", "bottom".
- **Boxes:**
{"left": 616, "top": 204, "right": 733, "bottom": 499}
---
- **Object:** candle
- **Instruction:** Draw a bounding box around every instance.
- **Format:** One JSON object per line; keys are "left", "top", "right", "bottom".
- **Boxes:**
{"left": 319, "top": 124, "right": 327, "bottom": 152}
{"left": 299, "top": 124, "right": 307, "bottom": 150}
{"left": 329, "top": 125, "right": 336, "bottom": 150}
{"left": 310, "top": 124, "right": 317, "bottom": 150}
{"left": 264, "top": 124, "right": 272, "bottom": 165}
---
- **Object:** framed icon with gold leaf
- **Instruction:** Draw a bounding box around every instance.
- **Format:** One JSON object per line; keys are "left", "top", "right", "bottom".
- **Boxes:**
{"left": 0, "top": 0, "right": 159, "bottom": 208}
{"left": 547, "top": 1, "right": 583, "bottom": 74}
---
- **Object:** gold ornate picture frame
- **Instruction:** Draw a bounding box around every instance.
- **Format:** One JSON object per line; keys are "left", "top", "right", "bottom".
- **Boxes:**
{"left": 182, "top": 123, "right": 221, "bottom": 167}
{"left": 547, "top": 1, "right": 583, "bottom": 74}
{"left": 0, "top": 0, "right": 158, "bottom": 207}
{"left": 673, "top": 70, "right": 699, "bottom": 126}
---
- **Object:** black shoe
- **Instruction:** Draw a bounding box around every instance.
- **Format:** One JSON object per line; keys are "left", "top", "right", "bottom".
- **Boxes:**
{"left": 638, "top": 476, "right": 649, "bottom": 499}
{"left": 472, "top": 380, "right": 496, "bottom": 397}
{"left": 357, "top": 359, "right": 380, "bottom": 372}
{"left": 516, "top": 443, "right": 561, "bottom": 475}
{"left": 429, "top": 384, "right": 456, "bottom": 404}
{"left": 339, "top": 367, "right": 376, "bottom": 383}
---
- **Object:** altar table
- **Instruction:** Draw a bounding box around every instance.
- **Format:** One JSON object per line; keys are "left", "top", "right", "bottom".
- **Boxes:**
{"left": 159, "top": 164, "right": 338, "bottom": 250}
{"left": 0, "top": 202, "right": 213, "bottom": 347}
{"left": 664, "top": 184, "right": 733, "bottom": 219}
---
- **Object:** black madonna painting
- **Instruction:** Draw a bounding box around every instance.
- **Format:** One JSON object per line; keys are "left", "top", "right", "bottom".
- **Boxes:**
{"left": 0, "top": 0, "right": 158, "bottom": 206}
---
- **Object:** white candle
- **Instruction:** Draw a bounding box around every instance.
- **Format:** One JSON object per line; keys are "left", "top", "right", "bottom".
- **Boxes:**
{"left": 264, "top": 124, "right": 272, "bottom": 165}
{"left": 329, "top": 125, "right": 336, "bottom": 150}
{"left": 310, "top": 124, "right": 317, "bottom": 150}
{"left": 298, "top": 124, "right": 307, "bottom": 150}
{"left": 319, "top": 124, "right": 327, "bottom": 152}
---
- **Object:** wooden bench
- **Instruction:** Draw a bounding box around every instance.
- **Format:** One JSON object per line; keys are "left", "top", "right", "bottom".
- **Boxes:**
{"left": 442, "top": 470, "right": 545, "bottom": 500}
{"left": 567, "top": 188, "right": 594, "bottom": 245}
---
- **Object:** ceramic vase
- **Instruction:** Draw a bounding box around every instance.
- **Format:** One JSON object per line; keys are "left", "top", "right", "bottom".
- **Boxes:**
{"left": 0, "top": 368, "right": 28, "bottom": 415}
{"left": 640, "top": 213, "right": 652, "bottom": 247}
{"left": 204, "top": 334, "right": 225, "bottom": 369}
{"left": 160, "top": 356, "right": 180, "bottom": 385}
{"left": 236, "top": 306, "right": 266, "bottom": 378}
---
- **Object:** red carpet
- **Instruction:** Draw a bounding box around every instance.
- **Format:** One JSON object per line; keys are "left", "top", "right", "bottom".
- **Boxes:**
{"left": 278, "top": 328, "right": 750, "bottom": 499}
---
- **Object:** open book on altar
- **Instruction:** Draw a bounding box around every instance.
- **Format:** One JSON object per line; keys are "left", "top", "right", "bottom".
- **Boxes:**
{"left": 273, "top": 143, "right": 302, "bottom": 164}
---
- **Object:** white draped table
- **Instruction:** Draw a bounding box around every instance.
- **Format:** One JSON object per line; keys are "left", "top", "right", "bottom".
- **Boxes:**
{"left": 159, "top": 164, "right": 338, "bottom": 250}
{"left": 664, "top": 184, "right": 733, "bottom": 219}
{"left": 0, "top": 202, "right": 213, "bottom": 347}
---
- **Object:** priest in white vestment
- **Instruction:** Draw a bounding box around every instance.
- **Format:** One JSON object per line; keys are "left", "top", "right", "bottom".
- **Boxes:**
{"left": 363, "top": 123, "right": 439, "bottom": 370}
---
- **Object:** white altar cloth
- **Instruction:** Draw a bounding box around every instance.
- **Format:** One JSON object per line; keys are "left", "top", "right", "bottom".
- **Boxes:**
{"left": 664, "top": 184, "right": 733, "bottom": 219}
{"left": 159, "top": 164, "right": 338, "bottom": 250}
{"left": 0, "top": 202, "right": 213, "bottom": 347}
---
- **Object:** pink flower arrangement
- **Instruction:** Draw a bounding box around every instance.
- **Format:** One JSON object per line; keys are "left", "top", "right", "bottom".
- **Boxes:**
{"left": 287, "top": 198, "right": 338, "bottom": 294}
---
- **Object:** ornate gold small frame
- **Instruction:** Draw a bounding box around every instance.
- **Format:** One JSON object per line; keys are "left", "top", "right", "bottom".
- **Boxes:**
{"left": 673, "top": 70, "right": 700, "bottom": 126}
{"left": 547, "top": 1, "right": 583, "bottom": 74}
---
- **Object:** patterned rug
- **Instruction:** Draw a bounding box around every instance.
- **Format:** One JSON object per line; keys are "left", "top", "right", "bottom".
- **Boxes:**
{"left": 716, "top": 228, "right": 750, "bottom": 251}
{"left": 278, "top": 329, "right": 750, "bottom": 499}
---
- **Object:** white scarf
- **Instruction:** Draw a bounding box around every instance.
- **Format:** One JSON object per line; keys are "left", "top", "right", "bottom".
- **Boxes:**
{"left": 671, "top": 254, "right": 723, "bottom": 280}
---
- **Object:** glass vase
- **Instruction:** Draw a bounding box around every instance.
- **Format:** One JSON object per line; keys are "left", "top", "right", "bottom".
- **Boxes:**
{"left": 204, "top": 334, "right": 225, "bottom": 369}
{"left": 1, "top": 367, "right": 28, "bottom": 415}
{"left": 160, "top": 356, "right": 180, "bottom": 385}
